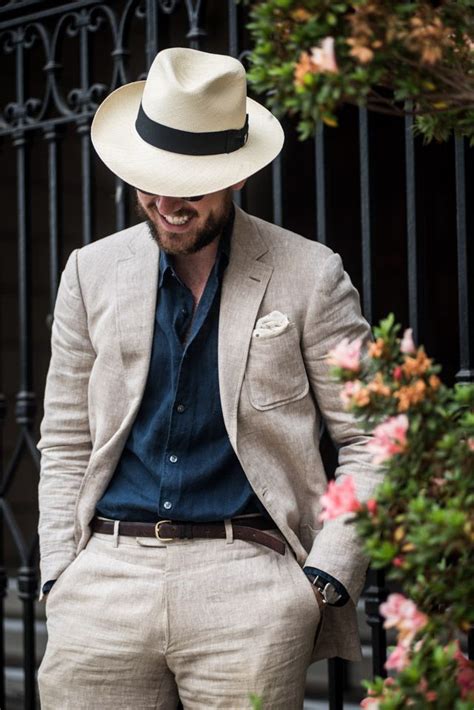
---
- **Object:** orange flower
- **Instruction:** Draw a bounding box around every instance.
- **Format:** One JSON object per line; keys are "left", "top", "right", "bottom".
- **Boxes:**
{"left": 294, "top": 37, "right": 338, "bottom": 87}
{"left": 429, "top": 374, "right": 441, "bottom": 390}
{"left": 346, "top": 38, "right": 374, "bottom": 63}
{"left": 367, "top": 372, "right": 391, "bottom": 397}
{"left": 353, "top": 386, "right": 371, "bottom": 407}
{"left": 368, "top": 338, "right": 386, "bottom": 358}
{"left": 291, "top": 8, "right": 312, "bottom": 23}
{"left": 402, "top": 349, "right": 432, "bottom": 378}
{"left": 394, "top": 379, "right": 427, "bottom": 411}
{"left": 294, "top": 52, "right": 314, "bottom": 87}
{"left": 406, "top": 12, "right": 453, "bottom": 65}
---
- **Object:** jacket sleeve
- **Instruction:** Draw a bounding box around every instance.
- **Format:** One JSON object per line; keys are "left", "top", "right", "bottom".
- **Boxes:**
{"left": 303, "top": 251, "right": 380, "bottom": 603}
{"left": 37, "top": 248, "right": 95, "bottom": 599}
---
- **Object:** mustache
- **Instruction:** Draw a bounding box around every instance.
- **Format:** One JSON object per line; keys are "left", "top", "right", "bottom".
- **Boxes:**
{"left": 134, "top": 195, "right": 197, "bottom": 220}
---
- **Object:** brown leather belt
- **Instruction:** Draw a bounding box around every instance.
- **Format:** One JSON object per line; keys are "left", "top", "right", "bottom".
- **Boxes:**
{"left": 91, "top": 515, "right": 285, "bottom": 556}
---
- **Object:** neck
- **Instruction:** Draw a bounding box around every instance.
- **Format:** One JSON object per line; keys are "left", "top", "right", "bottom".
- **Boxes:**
{"left": 172, "top": 236, "right": 221, "bottom": 304}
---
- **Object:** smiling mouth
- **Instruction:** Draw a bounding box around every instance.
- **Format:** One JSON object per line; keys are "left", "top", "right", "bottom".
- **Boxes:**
{"left": 160, "top": 213, "right": 193, "bottom": 226}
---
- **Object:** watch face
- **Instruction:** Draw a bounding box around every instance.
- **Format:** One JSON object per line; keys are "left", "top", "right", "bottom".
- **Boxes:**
{"left": 325, "top": 585, "right": 342, "bottom": 605}
{"left": 315, "top": 577, "right": 341, "bottom": 605}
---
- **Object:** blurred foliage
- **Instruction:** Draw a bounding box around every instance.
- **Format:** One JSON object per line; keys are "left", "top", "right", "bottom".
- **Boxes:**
{"left": 331, "top": 315, "right": 474, "bottom": 707}
{"left": 243, "top": 0, "right": 474, "bottom": 143}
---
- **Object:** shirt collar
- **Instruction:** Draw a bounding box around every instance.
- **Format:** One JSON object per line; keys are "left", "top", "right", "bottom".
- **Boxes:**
{"left": 158, "top": 203, "right": 234, "bottom": 289}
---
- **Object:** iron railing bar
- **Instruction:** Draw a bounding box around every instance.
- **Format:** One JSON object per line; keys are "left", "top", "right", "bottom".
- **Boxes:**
{"left": 18, "top": 565, "right": 38, "bottom": 709}
{"left": 44, "top": 125, "right": 62, "bottom": 312}
{"left": 0, "top": 0, "right": 45, "bottom": 14}
{"left": 0, "top": 428, "right": 24, "bottom": 498}
{"left": 272, "top": 151, "right": 283, "bottom": 227}
{"left": 79, "top": 120, "right": 94, "bottom": 245}
{"left": 184, "top": 0, "right": 206, "bottom": 50}
{"left": 0, "top": 393, "right": 7, "bottom": 710}
{"left": 315, "top": 121, "right": 327, "bottom": 244}
{"left": 454, "top": 135, "right": 473, "bottom": 384}
{"left": 404, "top": 108, "right": 421, "bottom": 343}
{"left": 0, "top": 0, "right": 97, "bottom": 29}
{"left": 0, "top": 112, "right": 96, "bottom": 137}
{"left": 0, "top": 499, "right": 29, "bottom": 565}
{"left": 115, "top": 176, "right": 128, "bottom": 233}
{"left": 145, "top": 0, "right": 158, "bottom": 69}
{"left": 328, "top": 657, "right": 344, "bottom": 710}
{"left": 364, "top": 568, "right": 388, "bottom": 678}
{"left": 358, "top": 107, "right": 374, "bottom": 323}
{"left": 228, "top": 0, "right": 238, "bottom": 57}
{"left": 24, "top": 428, "right": 40, "bottom": 468}
{"left": 228, "top": 0, "right": 242, "bottom": 208}
{"left": 26, "top": 531, "right": 39, "bottom": 567}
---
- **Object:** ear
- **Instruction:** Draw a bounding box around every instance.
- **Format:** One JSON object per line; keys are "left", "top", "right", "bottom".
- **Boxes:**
{"left": 230, "top": 178, "right": 247, "bottom": 191}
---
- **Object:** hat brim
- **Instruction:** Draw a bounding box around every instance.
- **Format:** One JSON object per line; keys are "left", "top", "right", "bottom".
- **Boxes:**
{"left": 91, "top": 81, "right": 285, "bottom": 197}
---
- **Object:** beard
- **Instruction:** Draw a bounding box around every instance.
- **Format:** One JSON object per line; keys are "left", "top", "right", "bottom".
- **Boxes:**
{"left": 135, "top": 192, "right": 233, "bottom": 256}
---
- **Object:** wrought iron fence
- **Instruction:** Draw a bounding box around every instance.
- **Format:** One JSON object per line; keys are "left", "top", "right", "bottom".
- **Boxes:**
{"left": 0, "top": 0, "right": 472, "bottom": 708}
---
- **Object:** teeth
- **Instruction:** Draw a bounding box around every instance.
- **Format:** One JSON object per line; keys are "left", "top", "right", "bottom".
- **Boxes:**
{"left": 162, "top": 214, "right": 191, "bottom": 225}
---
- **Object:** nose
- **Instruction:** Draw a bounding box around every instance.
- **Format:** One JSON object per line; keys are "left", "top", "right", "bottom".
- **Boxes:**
{"left": 154, "top": 195, "right": 187, "bottom": 214}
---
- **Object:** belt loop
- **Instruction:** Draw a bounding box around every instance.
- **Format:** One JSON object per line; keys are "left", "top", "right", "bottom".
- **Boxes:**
{"left": 113, "top": 520, "right": 120, "bottom": 548}
{"left": 224, "top": 518, "right": 234, "bottom": 544}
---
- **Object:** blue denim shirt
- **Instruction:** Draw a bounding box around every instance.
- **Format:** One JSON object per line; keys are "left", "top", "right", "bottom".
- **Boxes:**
{"left": 95, "top": 209, "right": 267, "bottom": 523}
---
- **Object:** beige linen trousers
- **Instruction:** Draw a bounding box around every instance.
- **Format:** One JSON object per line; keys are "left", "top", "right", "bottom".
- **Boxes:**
{"left": 37, "top": 205, "right": 380, "bottom": 706}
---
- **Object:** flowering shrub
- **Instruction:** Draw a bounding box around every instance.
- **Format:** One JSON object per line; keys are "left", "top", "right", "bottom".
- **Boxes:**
{"left": 324, "top": 314, "right": 474, "bottom": 708}
{"left": 244, "top": 0, "right": 474, "bottom": 143}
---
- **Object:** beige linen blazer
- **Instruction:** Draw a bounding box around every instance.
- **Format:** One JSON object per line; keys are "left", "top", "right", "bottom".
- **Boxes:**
{"left": 38, "top": 205, "right": 380, "bottom": 663}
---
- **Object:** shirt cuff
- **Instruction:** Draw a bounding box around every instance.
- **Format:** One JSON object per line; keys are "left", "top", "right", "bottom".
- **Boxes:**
{"left": 303, "top": 567, "right": 350, "bottom": 607}
{"left": 42, "top": 580, "right": 56, "bottom": 595}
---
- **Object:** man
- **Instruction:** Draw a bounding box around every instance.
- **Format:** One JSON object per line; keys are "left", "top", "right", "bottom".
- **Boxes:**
{"left": 37, "top": 47, "right": 379, "bottom": 709}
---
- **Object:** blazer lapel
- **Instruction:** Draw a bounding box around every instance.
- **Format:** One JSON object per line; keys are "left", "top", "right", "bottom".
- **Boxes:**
{"left": 116, "top": 223, "right": 160, "bottom": 400}
{"left": 219, "top": 206, "right": 273, "bottom": 447}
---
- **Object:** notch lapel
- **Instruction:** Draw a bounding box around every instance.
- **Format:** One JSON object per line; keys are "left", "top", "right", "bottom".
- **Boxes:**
{"left": 219, "top": 207, "right": 273, "bottom": 447}
{"left": 116, "top": 223, "right": 160, "bottom": 401}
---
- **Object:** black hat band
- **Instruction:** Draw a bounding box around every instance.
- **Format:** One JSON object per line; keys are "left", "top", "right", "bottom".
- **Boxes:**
{"left": 135, "top": 103, "right": 249, "bottom": 156}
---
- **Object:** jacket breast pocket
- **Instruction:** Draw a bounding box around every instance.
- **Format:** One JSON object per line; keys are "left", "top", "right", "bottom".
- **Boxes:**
{"left": 246, "top": 322, "right": 309, "bottom": 410}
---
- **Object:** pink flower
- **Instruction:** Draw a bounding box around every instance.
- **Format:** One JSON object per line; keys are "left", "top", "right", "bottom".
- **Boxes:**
{"left": 400, "top": 328, "right": 416, "bottom": 354}
{"left": 453, "top": 642, "right": 474, "bottom": 699}
{"left": 360, "top": 678, "right": 395, "bottom": 708}
{"left": 468, "top": 438, "right": 474, "bottom": 452}
{"left": 360, "top": 697, "right": 380, "bottom": 709}
{"left": 417, "top": 678, "right": 437, "bottom": 702}
{"left": 366, "top": 499, "right": 377, "bottom": 515}
{"left": 367, "top": 414, "right": 409, "bottom": 464}
{"left": 311, "top": 37, "right": 339, "bottom": 73}
{"left": 319, "top": 476, "right": 361, "bottom": 521}
{"left": 380, "top": 593, "right": 428, "bottom": 648}
{"left": 393, "top": 556, "right": 404, "bottom": 567}
{"left": 341, "top": 379, "right": 362, "bottom": 405}
{"left": 393, "top": 366, "right": 403, "bottom": 381}
{"left": 327, "top": 337, "right": 362, "bottom": 371}
{"left": 386, "top": 642, "right": 410, "bottom": 671}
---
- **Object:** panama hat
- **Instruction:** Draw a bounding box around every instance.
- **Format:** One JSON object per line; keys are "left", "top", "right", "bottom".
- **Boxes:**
{"left": 91, "top": 47, "right": 285, "bottom": 197}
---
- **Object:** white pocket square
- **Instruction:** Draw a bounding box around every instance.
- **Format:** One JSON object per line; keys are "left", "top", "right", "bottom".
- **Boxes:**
{"left": 253, "top": 311, "right": 290, "bottom": 339}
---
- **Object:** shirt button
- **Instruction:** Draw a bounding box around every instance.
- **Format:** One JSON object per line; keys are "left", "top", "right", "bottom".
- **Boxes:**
{"left": 163, "top": 501, "right": 172, "bottom": 510}
{"left": 176, "top": 404, "right": 185, "bottom": 413}
{"left": 169, "top": 454, "right": 178, "bottom": 463}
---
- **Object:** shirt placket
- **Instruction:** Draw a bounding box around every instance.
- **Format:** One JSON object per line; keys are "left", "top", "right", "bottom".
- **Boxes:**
{"left": 158, "top": 265, "right": 219, "bottom": 518}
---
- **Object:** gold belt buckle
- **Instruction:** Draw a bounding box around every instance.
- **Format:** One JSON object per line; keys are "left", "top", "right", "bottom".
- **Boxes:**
{"left": 155, "top": 519, "right": 174, "bottom": 542}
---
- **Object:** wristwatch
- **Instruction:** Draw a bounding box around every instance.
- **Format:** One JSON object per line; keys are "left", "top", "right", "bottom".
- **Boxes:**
{"left": 308, "top": 574, "right": 343, "bottom": 606}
